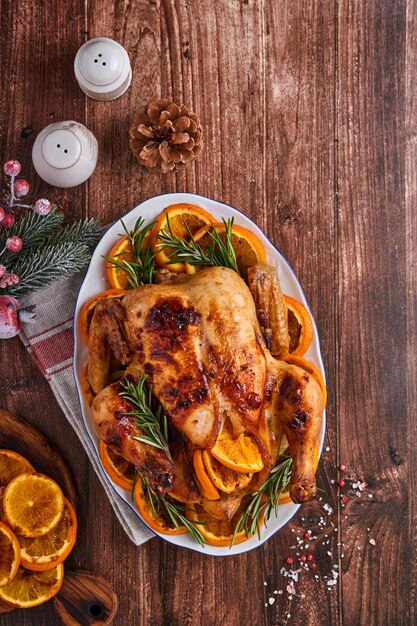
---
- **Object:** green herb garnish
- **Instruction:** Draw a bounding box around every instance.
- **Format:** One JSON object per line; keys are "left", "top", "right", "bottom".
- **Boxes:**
{"left": 230, "top": 455, "right": 292, "bottom": 547}
{"left": 156, "top": 214, "right": 241, "bottom": 275}
{"left": 140, "top": 475, "right": 206, "bottom": 547}
{"left": 119, "top": 375, "right": 171, "bottom": 460}
{"left": 103, "top": 216, "right": 156, "bottom": 287}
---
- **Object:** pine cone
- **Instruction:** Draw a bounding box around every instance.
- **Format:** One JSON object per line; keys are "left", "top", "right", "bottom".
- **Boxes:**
{"left": 129, "top": 99, "right": 203, "bottom": 173}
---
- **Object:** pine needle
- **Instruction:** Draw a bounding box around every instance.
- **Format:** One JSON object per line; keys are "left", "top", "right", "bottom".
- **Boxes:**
{"left": 48, "top": 217, "right": 103, "bottom": 248}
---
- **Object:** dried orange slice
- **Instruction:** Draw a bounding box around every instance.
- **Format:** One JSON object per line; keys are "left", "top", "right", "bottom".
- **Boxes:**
{"left": 3, "top": 473, "right": 64, "bottom": 538}
{"left": 202, "top": 450, "right": 253, "bottom": 493}
{"left": 210, "top": 427, "right": 264, "bottom": 474}
{"left": 193, "top": 451, "right": 220, "bottom": 500}
{"left": 134, "top": 479, "right": 188, "bottom": 535}
{"left": 185, "top": 222, "right": 266, "bottom": 276}
{"left": 18, "top": 498, "right": 77, "bottom": 572}
{"left": 0, "top": 450, "right": 34, "bottom": 519}
{"left": 79, "top": 288, "right": 126, "bottom": 345}
{"left": 151, "top": 203, "right": 216, "bottom": 273}
{"left": 99, "top": 440, "right": 135, "bottom": 490}
{"left": 186, "top": 500, "right": 257, "bottom": 547}
{"left": 0, "top": 563, "right": 64, "bottom": 608}
{"left": 285, "top": 295, "right": 314, "bottom": 356}
{"left": 279, "top": 354, "right": 327, "bottom": 408}
{"left": 0, "top": 522, "right": 20, "bottom": 587}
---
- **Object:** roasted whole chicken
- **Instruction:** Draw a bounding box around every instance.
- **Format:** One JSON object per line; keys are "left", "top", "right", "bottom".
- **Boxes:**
{"left": 89, "top": 264, "right": 324, "bottom": 507}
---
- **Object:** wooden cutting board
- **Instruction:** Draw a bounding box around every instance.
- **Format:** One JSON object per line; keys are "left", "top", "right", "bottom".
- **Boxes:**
{"left": 0, "top": 409, "right": 118, "bottom": 625}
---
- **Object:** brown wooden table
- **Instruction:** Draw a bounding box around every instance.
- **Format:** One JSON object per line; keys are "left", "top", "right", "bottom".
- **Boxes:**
{"left": 1, "top": 1, "right": 415, "bottom": 625}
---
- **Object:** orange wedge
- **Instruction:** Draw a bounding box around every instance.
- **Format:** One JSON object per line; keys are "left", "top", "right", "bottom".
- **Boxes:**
{"left": 150, "top": 203, "right": 216, "bottom": 273}
{"left": 0, "top": 450, "right": 34, "bottom": 519}
{"left": 186, "top": 500, "right": 258, "bottom": 547}
{"left": 202, "top": 450, "right": 253, "bottom": 494}
{"left": 193, "top": 451, "right": 220, "bottom": 500}
{"left": 134, "top": 479, "right": 188, "bottom": 535}
{"left": 210, "top": 427, "right": 264, "bottom": 474}
{"left": 284, "top": 295, "right": 314, "bottom": 356}
{"left": 106, "top": 237, "right": 135, "bottom": 290}
{"left": 18, "top": 498, "right": 77, "bottom": 572}
{"left": 3, "top": 473, "right": 64, "bottom": 538}
{"left": 0, "top": 522, "right": 20, "bottom": 587}
{"left": 185, "top": 222, "right": 266, "bottom": 276}
{"left": 279, "top": 354, "right": 327, "bottom": 408}
{"left": 79, "top": 288, "right": 126, "bottom": 345}
{"left": 99, "top": 440, "right": 135, "bottom": 490}
{"left": 0, "top": 563, "right": 64, "bottom": 608}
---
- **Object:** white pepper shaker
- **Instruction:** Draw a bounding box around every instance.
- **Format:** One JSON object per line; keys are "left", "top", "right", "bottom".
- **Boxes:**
{"left": 74, "top": 37, "right": 132, "bottom": 101}
{"left": 32, "top": 121, "right": 98, "bottom": 188}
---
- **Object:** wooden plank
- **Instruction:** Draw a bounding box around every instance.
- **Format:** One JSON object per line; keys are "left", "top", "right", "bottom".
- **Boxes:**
{"left": 337, "top": 1, "right": 412, "bottom": 624}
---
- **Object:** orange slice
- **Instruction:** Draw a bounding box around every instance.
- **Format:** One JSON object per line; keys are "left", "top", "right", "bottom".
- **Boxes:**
{"left": 193, "top": 451, "right": 220, "bottom": 500}
{"left": 185, "top": 222, "right": 266, "bottom": 276}
{"left": 202, "top": 450, "right": 253, "bottom": 494}
{"left": 106, "top": 236, "right": 135, "bottom": 289}
{"left": 0, "top": 563, "right": 64, "bottom": 608}
{"left": 284, "top": 295, "right": 314, "bottom": 356}
{"left": 186, "top": 500, "right": 259, "bottom": 547}
{"left": 0, "top": 450, "right": 34, "bottom": 519}
{"left": 210, "top": 427, "right": 264, "bottom": 474}
{"left": 99, "top": 440, "right": 135, "bottom": 490}
{"left": 0, "top": 522, "right": 20, "bottom": 587}
{"left": 18, "top": 498, "right": 77, "bottom": 572}
{"left": 134, "top": 479, "right": 188, "bottom": 535}
{"left": 150, "top": 203, "right": 216, "bottom": 273}
{"left": 3, "top": 473, "right": 64, "bottom": 538}
{"left": 79, "top": 288, "right": 126, "bottom": 345}
{"left": 279, "top": 354, "right": 327, "bottom": 408}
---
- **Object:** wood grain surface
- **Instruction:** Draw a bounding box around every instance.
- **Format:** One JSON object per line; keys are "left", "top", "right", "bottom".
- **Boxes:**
{"left": 0, "top": 1, "right": 415, "bottom": 625}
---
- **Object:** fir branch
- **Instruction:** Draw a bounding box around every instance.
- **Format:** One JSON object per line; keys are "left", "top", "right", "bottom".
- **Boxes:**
{"left": 230, "top": 455, "right": 293, "bottom": 547}
{"left": 140, "top": 475, "right": 206, "bottom": 546}
{"left": 3, "top": 241, "right": 92, "bottom": 297}
{"left": 103, "top": 217, "right": 157, "bottom": 287}
{"left": 0, "top": 207, "right": 63, "bottom": 266}
{"left": 156, "top": 215, "right": 241, "bottom": 275}
{"left": 119, "top": 375, "right": 171, "bottom": 458}
{"left": 47, "top": 217, "right": 103, "bottom": 249}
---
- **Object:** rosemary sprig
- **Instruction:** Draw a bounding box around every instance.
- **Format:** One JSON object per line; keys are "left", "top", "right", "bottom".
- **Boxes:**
{"left": 119, "top": 375, "right": 171, "bottom": 460}
{"left": 140, "top": 475, "right": 206, "bottom": 547}
{"left": 103, "top": 217, "right": 156, "bottom": 287}
{"left": 230, "top": 455, "right": 293, "bottom": 547}
{"left": 156, "top": 214, "right": 241, "bottom": 275}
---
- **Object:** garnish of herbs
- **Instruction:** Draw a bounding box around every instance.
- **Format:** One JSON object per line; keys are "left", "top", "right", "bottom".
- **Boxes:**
{"left": 230, "top": 455, "right": 292, "bottom": 547}
{"left": 119, "top": 374, "right": 171, "bottom": 461}
{"left": 140, "top": 475, "right": 206, "bottom": 547}
{"left": 103, "top": 216, "right": 156, "bottom": 287}
{"left": 156, "top": 214, "right": 242, "bottom": 275}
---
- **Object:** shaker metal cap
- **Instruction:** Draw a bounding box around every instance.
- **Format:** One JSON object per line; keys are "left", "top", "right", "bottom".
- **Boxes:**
{"left": 32, "top": 121, "right": 98, "bottom": 188}
{"left": 74, "top": 37, "right": 132, "bottom": 101}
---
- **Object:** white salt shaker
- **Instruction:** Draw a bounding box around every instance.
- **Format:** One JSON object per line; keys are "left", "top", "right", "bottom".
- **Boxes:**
{"left": 32, "top": 121, "right": 98, "bottom": 188}
{"left": 74, "top": 37, "right": 132, "bottom": 101}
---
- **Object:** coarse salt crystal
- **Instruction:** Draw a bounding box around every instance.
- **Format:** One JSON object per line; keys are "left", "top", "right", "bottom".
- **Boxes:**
{"left": 331, "top": 479, "right": 335, "bottom": 484}
{"left": 368, "top": 494, "right": 373, "bottom": 498}
{"left": 369, "top": 538, "right": 376, "bottom": 545}
{"left": 269, "top": 597, "right": 275, "bottom": 605}
{"left": 274, "top": 590, "right": 278, "bottom": 594}
{"left": 327, "top": 551, "right": 332, "bottom": 556}
{"left": 323, "top": 503, "right": 333, "bottom": 515}
{"left": 325, "top": 446, "right": 330, "bottom": 452}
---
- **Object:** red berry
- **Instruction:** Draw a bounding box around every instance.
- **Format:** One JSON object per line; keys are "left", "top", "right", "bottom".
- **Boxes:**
{"left": 300, "top": 555, "right": 307, "bottom": 562}
{"left": 1, "top": 214, "right": 15, "bottom": 228}
{"left": 286, "top": 557, "right": 293, "bottom": 564}
{"left": 14, "top": 179, "right": 29, "bottom": 197}
{"left": 0, "top": 208, "right": 4, "bottom": 223}
{"left": 338, "top": 464, "right": 346, "bottom": 472}
{"left": 5, "top": 236, "right": 22, "bottom": 253}
{"left": 0, "top": 265, "right": 8, "bottom": 280}
{"left": 0, "top": 295, "right": 21, "bottom": 338}
{"left": 3, "top": 160, "right": 21, "bottom": 176}
{"left": 304, "top": 531, "right": 311, "bottom": 539}
{"left": 338, "top": 479, "right": 345, "bottom": 488}
{"left": 0, "top": 281, "right": 7, "bottom": 289}
{"left": 33, "top": 198, "right": 52, "bottom": 216}
{"left": 341, "top": 495, "right": 349, "bottom": 505}
{"left": 8, "top": 274, "right": 19, "bottom": 285}
{"left": 309, "top": 563, "right": 317, "bottom": 571}
{"left": 307, "top": 553, "right": 314, "bottom": 561}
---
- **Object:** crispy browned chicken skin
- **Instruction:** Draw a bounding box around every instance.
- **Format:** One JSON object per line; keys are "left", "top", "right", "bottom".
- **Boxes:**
{"left": 90, "top": 266, "right": 324, "bottom": 503}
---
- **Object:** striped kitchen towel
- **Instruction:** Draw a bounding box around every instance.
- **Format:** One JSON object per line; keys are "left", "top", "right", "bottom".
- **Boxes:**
{"left": 19, "top": 271, "right": 154, "bottom": 546}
